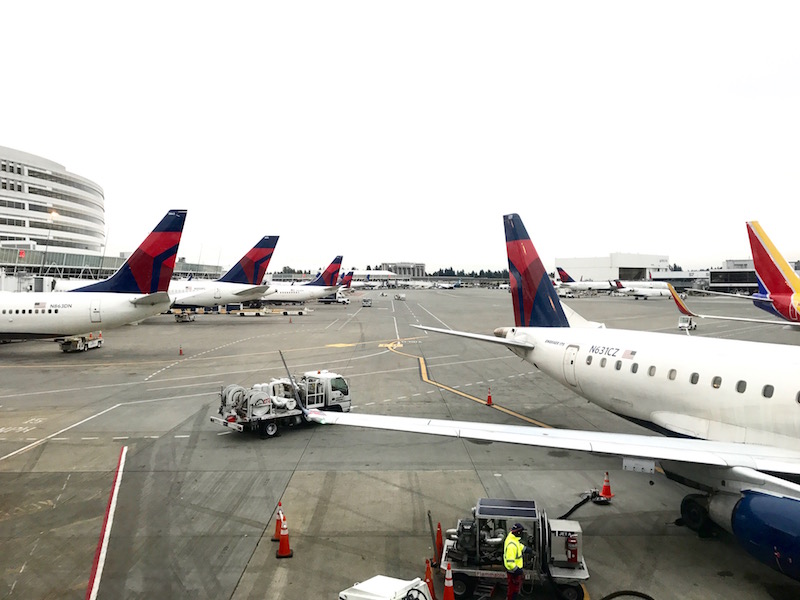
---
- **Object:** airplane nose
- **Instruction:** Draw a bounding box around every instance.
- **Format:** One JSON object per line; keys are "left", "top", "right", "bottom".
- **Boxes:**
{"left": 494, "top": 327, "right": 510, "bottom": 338}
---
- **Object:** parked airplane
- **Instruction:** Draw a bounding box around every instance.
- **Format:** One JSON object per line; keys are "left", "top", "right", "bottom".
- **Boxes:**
{"left": 556, "top": 267, "right": 615, "bottom": 291}
{"left": 0, "top": 209, "right": 187, "bottom": 341}
{"left": 613, "top": 280, "right": 670, "bottom": 300}
{"left": 339, "top": 271, "right": 354, "bottom": 290}
{"left": 170, "top": 236, "right": 278, "bottom": 309}
{"left": 263, "top": 255, "right": 343, "bottom": 303}
{"left": 310, "top": 213, "right": 800, "bottom": 582}
{"left": 673, "top": 222, "right": 800, "bottom": 328}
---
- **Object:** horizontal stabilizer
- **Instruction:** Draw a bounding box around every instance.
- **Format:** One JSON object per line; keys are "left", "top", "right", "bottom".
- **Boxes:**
{"left": 411, "top": 324, "right": 534, "bottom": 350}
{"left": 131, "top": 291, "right": 171, "bottom": 306}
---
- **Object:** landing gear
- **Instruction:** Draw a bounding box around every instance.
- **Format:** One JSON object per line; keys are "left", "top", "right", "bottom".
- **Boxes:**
{"left": 679, "top": 494, "right": 714, "bottom": 537}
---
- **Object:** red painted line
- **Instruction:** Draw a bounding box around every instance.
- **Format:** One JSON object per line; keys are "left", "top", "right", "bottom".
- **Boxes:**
{"left": 86, "top": 446, "right": 128, "bottom": 600}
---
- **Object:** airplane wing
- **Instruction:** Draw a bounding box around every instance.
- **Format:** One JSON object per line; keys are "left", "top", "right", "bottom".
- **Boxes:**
{"left": 234, "top": 284, "right": 275, "bottom": 296}
{"left": 411, "top": 324, "right": 534, "bottom": 350}
{"left": 131, "top": 291, "right": 171, "bottom": 306}
{"left": 667, "top": 284, "right": 792, "bottom": 326}
{"left": 690, "top": 289, "right": 768, "bottom": 301}
{"left": 306, "top": 410, "right": 800, "bottom": 495}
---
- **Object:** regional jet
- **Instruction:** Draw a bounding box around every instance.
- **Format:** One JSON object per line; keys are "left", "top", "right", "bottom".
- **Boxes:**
{"left": 263, "top": 255, "right": 343, "bottom": 303}
{"left": 310, "top": 213, "right": 800, "bottom": 582}
{"left": 0, "top": 209, "right": 187, "bottom": 342}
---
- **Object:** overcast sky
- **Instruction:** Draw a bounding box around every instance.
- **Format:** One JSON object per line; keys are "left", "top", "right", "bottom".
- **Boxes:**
{"left": 3, "top": 2, "right": 799, "bottom": 274}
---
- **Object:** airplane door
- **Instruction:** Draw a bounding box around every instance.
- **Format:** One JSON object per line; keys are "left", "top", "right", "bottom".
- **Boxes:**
{"left": 90, "top": 298, "right": 101, "bottom": 323}
{"left": 562, "top": 345, "right": 579, "bottom": 387}
{"left": 214, "top": 288, "right": 222, "bottom": 300}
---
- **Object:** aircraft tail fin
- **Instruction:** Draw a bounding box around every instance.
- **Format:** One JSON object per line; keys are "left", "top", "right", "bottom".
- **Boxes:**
{"left": 668, "top": 284, "right": 697, "bottom": 317}
{"left": 73, "top": 210, "right": 187, "bottom": 294}
{"left": 340, "top": 270, "right": 353, "bottom": 289}
{"left": 747, "top": 221, "right": 800, "bottom": 298}
{"left": 218, "top": 236, "right": 279, "bottom": 285}
{"left": 307, "top": 256, "right": 343, "bottom": 287}
{"left": 556, "top": 267, "right": 575, "bottom": 283}
{"left": 505, "top": 214, "right": 569, "bottom": 328}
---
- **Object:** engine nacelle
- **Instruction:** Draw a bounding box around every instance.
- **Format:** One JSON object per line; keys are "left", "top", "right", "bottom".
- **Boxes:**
{"left": 728, "top": 490, "right": 800, "bottom": 581}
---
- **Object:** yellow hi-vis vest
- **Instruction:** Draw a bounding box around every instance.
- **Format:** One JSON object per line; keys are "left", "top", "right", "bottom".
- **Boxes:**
{"left": 504, "top": 532, "right": 524, "bottom": 572}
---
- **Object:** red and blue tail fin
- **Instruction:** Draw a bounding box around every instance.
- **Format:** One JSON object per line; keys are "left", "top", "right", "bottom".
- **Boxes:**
{"left": 340, "top": 270, "right": 354, "bottom": 289}
{"left": 505, "top": 214, "right": 569, "bottom": 328}
{"left": 218, "top": 236, "right": 279, "bottom": 285}
{"left": 73, "top": 210, "right": 187, "bottom": 294}
{"left": 307, "top": 256, "right": 343, "bottom": 287}
{"left": 556, "top": 267, "right": 575, "bottom": 283}
{"left": 748, "top": 221, "right": 800, "bottom": 298}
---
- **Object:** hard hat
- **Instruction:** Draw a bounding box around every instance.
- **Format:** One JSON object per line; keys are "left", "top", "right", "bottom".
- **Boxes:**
{"left": 511, "top": 522, "right": 525, "bottom": 534}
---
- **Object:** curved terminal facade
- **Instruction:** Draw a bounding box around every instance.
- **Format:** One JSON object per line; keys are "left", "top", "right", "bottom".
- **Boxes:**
{"left": 0, "top": 146, "right": 105, "bottom": 255}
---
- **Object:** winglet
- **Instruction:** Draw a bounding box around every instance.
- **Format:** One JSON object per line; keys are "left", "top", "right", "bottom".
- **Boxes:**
{"left": 505, "top": 214, "right": 569, "bottom": 328}
{"left": 73, "top": 210, "right": 187, "bottom": 294}
{"left": 668, "top": 284, "right": 696, "bottom": 317}
{"left": 218, "top": 236, "right": 279, "bottom": 285}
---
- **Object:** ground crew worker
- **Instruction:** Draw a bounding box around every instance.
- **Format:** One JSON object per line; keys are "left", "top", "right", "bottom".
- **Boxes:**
{"left": 504, "top": 522, "right": 530, "bottom": 600}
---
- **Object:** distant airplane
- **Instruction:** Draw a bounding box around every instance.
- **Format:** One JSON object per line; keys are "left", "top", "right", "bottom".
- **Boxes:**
{"left": 613, "top": 280, "right": 670, "bottom": 300}
{"left": 669, "top": 221, "right": 800, "bottom": 328}
{"left": 170, "top": 236, "right": 278, "bottom": 309}
{"left": 264, "top": 255, "right": 343, "bottom": 303}
{"left": 0, "top": 209, "right": 187, "bottom": 341}
{"left": 556, "top": 267, "right": 615, "bottom": 291}
{"left": 339, "top": 271, "right": 354, "bottom": 290}
{"left": 311, "top": 213, "right": 800, "bottom": 582}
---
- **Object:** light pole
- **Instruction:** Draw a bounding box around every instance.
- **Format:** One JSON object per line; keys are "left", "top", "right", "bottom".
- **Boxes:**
{"left": 39, "top": 210, "right": 58, "bottom": 277}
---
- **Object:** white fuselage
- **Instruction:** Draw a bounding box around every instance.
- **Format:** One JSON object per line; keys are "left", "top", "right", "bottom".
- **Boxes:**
{"left": 502, "top": 326, "right": 800, "bottom": 450}
{"left": 559, "top": 280, "right": 614, "bottom": 291}
{"left": 169, "top": 280, "right": 268, "bottom": 308}
{"left": 263, "top": 283, "right": 337, "bottom": 303}
{"left": 618, "top": 287, "right": 670, "bottom": 299}
{"left": 0, "top": 291, "right": 171, "bottom": 340}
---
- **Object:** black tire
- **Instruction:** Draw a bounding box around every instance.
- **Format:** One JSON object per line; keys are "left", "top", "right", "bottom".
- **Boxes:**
{"left": 556, "top": 584, "right": 584, "bottom": 600}
{"left": 451, "top": 573, "right": 475, "bottom": 600}
{"left": 264, "top": 422, "right": 278, "bottom": 437}
{"left": 680, "top": 495, "right": 709, "bottom": 531}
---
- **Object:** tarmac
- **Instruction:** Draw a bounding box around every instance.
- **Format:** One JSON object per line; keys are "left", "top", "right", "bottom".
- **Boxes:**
{"left": 1, "top": 289, "right": 800, "bottom": 599}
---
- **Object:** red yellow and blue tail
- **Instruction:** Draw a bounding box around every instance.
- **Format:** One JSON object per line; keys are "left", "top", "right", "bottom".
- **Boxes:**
{"left": 556, "top": 267, "right": 575, "bottom": 283}
{"left": 73, "top": 210, "right": 187, "bottom": 294}
{"left": 747, "top": 221, "right": 800, "bottom": 319}
{"left": 218, "top": 236, "right": 279, "bottom": 285}
{"left": 505, "top": 214, "right": 569, "bottom": 328}
{"left": 340, "top": 270, "right": 354, "bottom": 289}
{"left": 308, "top": 256, "right": 343, "bottom": 287}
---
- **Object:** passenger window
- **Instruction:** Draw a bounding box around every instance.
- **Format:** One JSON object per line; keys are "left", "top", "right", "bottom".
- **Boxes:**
{"left": 648, "top": 366, "right": 656, "bottom": 377}
{"left": 712, "top": 376, "right": 722, "bottom": 389}
{"left": 631, "top": 363, "right": 639, "bottom": 373}
{"left": 690, "top": 373, "right": 699, "bottom": 384}
{"left": 668, "top": 369, "right": 677, "bottom": 381}
{"left": 796, "top": 392, "right": 800, "bottom": 404}
{"left": 600, "top": 358, "right": 607, "bottom": 368}
{"left": 763, "top": 385, "right": 774, "bottom": 398}
{"left": 586, "top": 356, "right": 592, "bottom": 365}
{"left": 615, "top": 360, "right": 622, "bottom": 370}
{"left": 736, "top": 381, "right": 747, "bottom": 393}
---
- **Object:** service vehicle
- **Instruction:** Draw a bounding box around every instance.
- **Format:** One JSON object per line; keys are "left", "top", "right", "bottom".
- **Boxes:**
{"left": 339, "top": 575, "right": 432, "bottom": 600}
{"left": 678, "top": 315, "right": 697, "bottom": 330}
{"left": 58, "top": 331, "right": 103, "bottom": 353}
{"left": 319, "top": 292, "right": 350, "bottom": 305}
{"left": 394, "top": 293, "right": 406, "bottom": 301}
{"left": 440, "top": 498, "right": 588, "bottom": 600}
{"left": 361, "top": 298, "right": 372, "bottom": 307}
{"left": 174, "top": 311, "right": 196, "bottom": 322}
{"left": 210, "top": 369, "right": 351, "bottom": 438}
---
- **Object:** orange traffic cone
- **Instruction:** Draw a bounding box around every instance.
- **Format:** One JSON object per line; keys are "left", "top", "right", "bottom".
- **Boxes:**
{"left": 424, "top": 559, "right": 438, "bottom": 600}
{"left": 179, "top": 345, "right": 183, "bottom": 356}
{"left": 435, "top": 522, "right": 444, "bottom": 562}
{"left": 486, "top": 387, "right": 492, "bottom": 406}
{"left": 593, "top": 471, "right": 615, "bottom": 504}
{"left": 442, "top": 563, "right": 454, "bottom": 600}
{"left": 271, "top": 502, "right": 284, "bottom": 541}
{"left": 289, "top": 317, "right": 292, "bottom": 324}
{"left": 275, "top": 514, "right": 293, "bottom": 558}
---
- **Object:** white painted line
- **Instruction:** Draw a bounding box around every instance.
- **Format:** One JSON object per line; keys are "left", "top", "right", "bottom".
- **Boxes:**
{"left": 81, "top": 437, "right": 99, "bottom": 441}
{"left": 382, "top": 399, "right": 392, "bottom": 403}
{"left": 87, "top": 446, "right": 127, "bottom": 600}
{"left": 112, "top": 437, "right": 129, "bottom": 440}
{"left": 174, "top": 435, "right": 190, "bottom": 438}
{"left": 217, "top": 431, "right": 232, "bottom": 436}
{"left": 365, "top": 402, "right": 375, "bottom": 406}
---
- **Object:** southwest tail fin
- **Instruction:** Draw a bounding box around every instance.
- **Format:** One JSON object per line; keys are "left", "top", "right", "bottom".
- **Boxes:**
{"left": 218, "top": 236, "right": 279, "bottom": 285}
{"left": 747, "top": 221, "right": 800, "bottom": 298}
{"left": 556, "top": 267, "right": 575, "bottom": 283}
{"left": 307, "top": 256, "right": 343, "bottom": 287}
{"left": 668, "top": 284, "right": 697, "bottom": 317}
{"left": 74, "top": 210, "right": 187, "bottom": 294}
{"left": 505, "top": 214, "right": 569, "bottom": 327}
